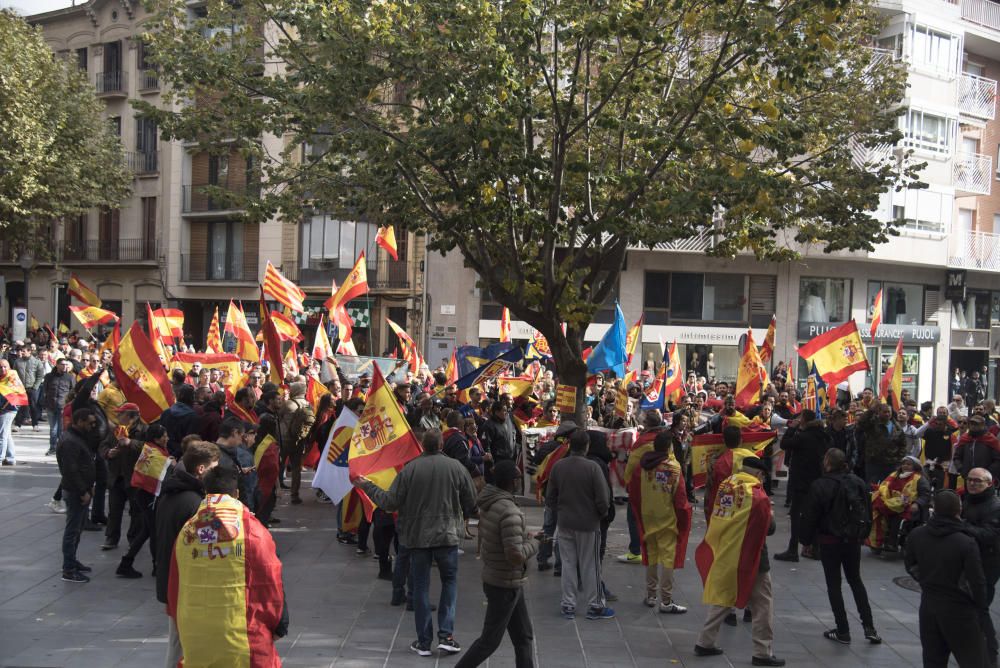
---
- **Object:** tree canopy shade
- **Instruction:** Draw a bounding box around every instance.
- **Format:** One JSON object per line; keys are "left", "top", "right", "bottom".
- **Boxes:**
{"left": 0, "top": 10, "right": 131, "bottom": 256}
{"left": 140, "top": 0, "right": 920, "bottom": 417}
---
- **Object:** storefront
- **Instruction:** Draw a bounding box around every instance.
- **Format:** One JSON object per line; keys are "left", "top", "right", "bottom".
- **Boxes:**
{"left": 640, "top": 325, "right": 767, "bottom": 385}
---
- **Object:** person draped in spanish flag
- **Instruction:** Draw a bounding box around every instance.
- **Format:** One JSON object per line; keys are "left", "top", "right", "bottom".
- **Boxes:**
{"left": 694, "top": 457, "right": 784, "bottom": 667}
{"left": 169, "top": 465, "right": 288, "bottom": 668}
{"left": 866, "top": 455, "right": 931, "bottom": 554}
{"left": 627, "top": 430, "right": 692, "bottom": 613}
{"left": 703, "top": 426, "right": 759, "bottom": 524}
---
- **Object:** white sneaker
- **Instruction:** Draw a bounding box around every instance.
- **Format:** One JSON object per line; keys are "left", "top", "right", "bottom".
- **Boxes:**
{"left": 33, "top": 425, "right": 40, "bottom": 432}
{"left": 47, "top": 499, "right": 67, "bottom": 514}
{"left": 659, "top": 602, "right": 687, "bottom": 614}
{"left": 457, "top": 548, "right": 466, "bottom": 556}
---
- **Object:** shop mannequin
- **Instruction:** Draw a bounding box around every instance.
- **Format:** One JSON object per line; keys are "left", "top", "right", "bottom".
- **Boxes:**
{"left": 801, "top": 289, "right": 828, "bottom": 322}
{"left": 690, "top": 351, "right": 700, "bottom": 376}
{"left": 706, "top": 353, "right": 716, "bottom": 380}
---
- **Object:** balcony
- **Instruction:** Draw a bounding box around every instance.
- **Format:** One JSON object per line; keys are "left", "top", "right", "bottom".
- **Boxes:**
{"left": 948, "top": 229, "right": 1000, "bottom": 271}
{"left": 125, "top": 150, "right": 159, "bottom": 176}
{"left": 181, "top": 183, "right": 260, "bottom": 214}
{"left": 953, "top": 151, "right": 993, "bottom": 195}
{"left": 138, "top": 71, "right": 159, "bottom": 92}
{"left": 371, "top": 257, "right": 414, "bottom": 290}
{"left": 958, "top": 73, "right": 997, "bottom": 121}
{"left": 94, "top": 70, "right": 127, "bottom": 96}
{"left": 61, "top": 238, "right": 158, "bottom": 263}
{"left": 962, "top": 0, "right": 1000, "bottom": 31}
{"left": 180, "top": 252, "right": 259, "bottom": 282}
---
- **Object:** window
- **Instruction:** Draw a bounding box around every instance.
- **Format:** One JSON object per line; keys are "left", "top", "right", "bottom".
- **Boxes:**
{"left": 902, "top": 108, "right": 956, "bottom": 154}
{"left": 877, "top": 34, "right": 903, "bottom": 59}
{"left": 644, "top": 272, "right": 670, "bottom": 324}
{"left": 209, "top": 154, "right": 229, "bottom": 186}
{"left": 953, "top": 290, "right": 992, "bottom": 329}
{"left": 799, "top": 277, "right": 851, "bottom": 323}
{"left": 136, "top": 40, "right": 155, "bottom": 72}
{"left": 76, "top": 47, "right": 88, "bottom": 71}
{"left": 889, "top": 186, "right": 952, "bottom": 233}
{"left": 703, "top": 273, "right": 747, "bottom": 322}
{"left": 141, "top": 197, "right": 156, "bottom": 259}
{"left": 207, "top": 221, "right": 245, "bottom": 280}
{"left": 299, "top": 216, "right": 377, "bottom": 270}
{"left": 303, "top": 214, "right": 340, "bottom": 262}
{"left": 99, "top": 209, "right": 120, "bottom": 260}
{"left": 910, "top": 25, "right": 960, "bottom": 74}
{"left": 868, "top": 281, "right": 924, "bottom": 326}
{"left": 643, "top": 271, "right": 758, "bottom": 325}
{"left": 109, "top": 116, "right": 121, "bottom": 137}
{"left": 670, "top": 273, "right": 703, "bottom": 320}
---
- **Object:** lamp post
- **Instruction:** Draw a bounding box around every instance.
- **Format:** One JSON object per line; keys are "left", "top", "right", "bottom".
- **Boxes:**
{"left": 18, "top": 251, "right": 35, "bottom": 319}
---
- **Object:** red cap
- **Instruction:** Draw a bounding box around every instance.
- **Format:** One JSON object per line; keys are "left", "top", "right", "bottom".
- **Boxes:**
{"left": 115, "top": 402, "right": 141, "bottom": 413}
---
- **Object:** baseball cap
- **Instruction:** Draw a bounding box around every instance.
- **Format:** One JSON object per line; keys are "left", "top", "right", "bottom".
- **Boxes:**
{"left": 115, "top": 402, "right": 141, "bottom": 413}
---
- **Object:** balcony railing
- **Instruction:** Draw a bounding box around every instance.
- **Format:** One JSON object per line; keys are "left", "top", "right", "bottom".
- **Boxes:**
{"left": 962, "top": 0, "right": 1000, "bottom": 31}
{"left": 94, "top": 70, "right": 127, "bottom": 96}
{"left": 125, "top": 150, "right": 159, "bottom": 175}
{"left": 953, "top": 151, "right": 993, "bottom": 195}
{"left": 138, "top": 70, "right": 159, "bottom": 91}
{"left": 948, "top": 229, "right": 1000, "bottom": 271}
{"left": 61, "top": 238, "right": 157, "bottom": 262}
{"left": 180, "top": 252, "right": 259, "bottom": 282}
{"left": 371, "top": 258, "right": 414, "bottom": 289}
{"left": 181, "top": 183, "right": 260, "bottom": 214}
{"left": 959, "top": 73, "right": 998, "bottom": 120}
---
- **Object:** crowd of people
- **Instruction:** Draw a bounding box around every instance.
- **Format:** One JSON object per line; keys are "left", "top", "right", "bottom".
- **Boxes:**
{"left": 1, "top": 323, "right": 999, "bottom": 667}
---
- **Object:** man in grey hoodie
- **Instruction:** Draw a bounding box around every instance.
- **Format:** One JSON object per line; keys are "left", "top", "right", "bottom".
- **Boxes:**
{"left": 456, "top": 460, "right": 539, "bottom": 668}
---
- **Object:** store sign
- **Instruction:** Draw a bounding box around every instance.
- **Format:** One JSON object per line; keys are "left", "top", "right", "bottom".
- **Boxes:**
{"left": 953, "top": 329, "right": 991, "bottom": 350}
{"left": 798, "top": 322, "right": 940, "bottom": 345}
{"left": 945, "top": 269, "right": 967, "bottom": 302}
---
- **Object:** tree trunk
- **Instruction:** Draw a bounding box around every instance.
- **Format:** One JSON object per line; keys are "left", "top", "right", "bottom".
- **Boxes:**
{"left": 546, "top": 326, "right": 590, "bottom": 426}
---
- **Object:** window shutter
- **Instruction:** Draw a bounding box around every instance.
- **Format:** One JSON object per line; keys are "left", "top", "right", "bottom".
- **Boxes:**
{"left": 924, "top": 287, "right": 940, "bottom": 325}
{"left": 749, "top": 275, "right": 777, "bottom": 315}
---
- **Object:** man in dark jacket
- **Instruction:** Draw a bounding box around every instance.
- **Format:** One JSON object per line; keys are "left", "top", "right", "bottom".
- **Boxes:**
{"left": 40, "top": 358, "right": 75, "bottom": 455}
{"left": 799, "top": 448, "right": 881, "bottom": 645}
{"left": 456, "top": 460, "right": 539, "bottom": 668}
{"left": 776, "top": 410, "right": 832, "bottom": 562}
{"left": 160, "top": 384, "right": 199, "bottom": 458}
{"left": 56, "top": 408, "right": 99, "bottom": 583}
{"left": 905, "top": 490, "right": 988, "bottom": 668}
{"left": 857, "top": 404, "right": 906, "bottom": 485}
{"left": 954, "top": 415, "right": 1000, "bottom": 482}
{"left": 479, "top": 402, "right": 517, "bottom": 476}
{"left": 442, "top": 410, "right": 477, "bottom": 477}
{"left": 915, "top": 408, "right": 960, "bottom": 491}
{"left": 101, "top": 403, "right": 145, "bottom": 551}
{"left": 195, "top": 391, "right": 226, "bottom": 442}
{"left": 825, "top": 409, "right": 858, "bottom": 476}
{"left": 962, "top": 467, "right": 1000, "bottom": 666}
{"left": 154, "top": 441, "right": 220, "bottom": 668}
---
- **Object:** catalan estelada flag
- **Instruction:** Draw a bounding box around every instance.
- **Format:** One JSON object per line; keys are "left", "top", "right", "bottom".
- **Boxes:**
{"left": 69, "top": 305, "right": 118, "bottom": 330}
{"left": 760, "top": 314, "right": 776, "bottom": 363}
{"left": 375, "top": 225, "right": 398, "bottom": 261}
{"left": 696, "top": 471, "right": 773, "bottom": 608}
{"left": 870, "top": 288, "right": 883, "bottom": 344}
{"left": 625, "top": 313, "right": 643, "bottom": 367}
{"left": 879, "top": 338, "right": 904, "bottom": 410}
{"left": 112, "top": 322, "right": 175, "bottom": 424}
{"left": 313, "top": 408, "right": 359, "bottom": 503}
{"left": 734, "top": 329, "right": 764, "bottom": 410}
{"left": 67, "top": 274, "right": 102, "bottom": 307}
{"left": 130, "top": 441, "right": 172, "bottom": 496}
{"left": 0, "top": 369, "right": 29, "bottom": 407}
{"left": 627, "top": 451, "right": 692, "bottom": 568}
{"left": 797, "top": 320, "right": 870, "bottom": 387}
{"left": 205, "top": 306, "right": 222, "bottom": 353}
{"left": 263, "top": 260, "right": 306, "bottom": 312}
{"left": 225, "top": 300, "right": 259, "bottom": 363}
{"left": 347, "top": 364, "right": 421, "bottom": 480}
{"left": 168, "top": 494, "right": 284, "bottom": 668}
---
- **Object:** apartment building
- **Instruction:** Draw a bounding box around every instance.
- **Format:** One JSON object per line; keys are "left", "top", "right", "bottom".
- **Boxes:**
{"left": 4, "top": 0, "right": 424, "bottom": 354}
{"left": 427, "top": 0, "right": 1000, "bottom": 405}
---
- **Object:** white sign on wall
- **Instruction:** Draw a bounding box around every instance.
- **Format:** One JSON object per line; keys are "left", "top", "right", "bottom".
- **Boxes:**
{"left": 12, "top": 307, "right": 27, "bottom": 341}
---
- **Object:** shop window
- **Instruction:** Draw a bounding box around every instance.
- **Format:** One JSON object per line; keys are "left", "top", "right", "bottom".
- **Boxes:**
{"left": 953, "top": 290, "right": 992, "bottom": 329}
{"left": 680, "top": 344, "right": 739, "bottom": 383}
{"left": 868, "top": 281, "right": 924, "bottom": 326}
{"left": 670, "top": 273, "right": 703, "bottom": 321}
{"left": 799, "top": 277, "right": 851, "bottom": 323}
{"left": 992, "top": 292, "right": 1000, "bottom": 326}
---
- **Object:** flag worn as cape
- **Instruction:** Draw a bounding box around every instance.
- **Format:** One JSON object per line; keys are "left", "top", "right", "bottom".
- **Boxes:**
{"left": 696, "top": 471, "right": 772, "bottom": 608}
{"left": 312, "top": 408, "right": 359, "bottom": 503}
{"left": 586, "top": 302, "right": 627, "bottom": 377}
{"left": 0, "top": 369, "right": 29, "bottom": 406}
{"left": 628, "top": 451, "right": 692, "bottom": 568}
{"left": 113, "top": 323, "right": 175, "bottom": 424}
{"left": 130, "top": 442, "right": 172, "bottom": 496}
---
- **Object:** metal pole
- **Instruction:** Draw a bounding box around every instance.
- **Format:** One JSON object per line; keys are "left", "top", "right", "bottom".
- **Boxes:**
{"left": 420, "top": 233, "right": 429, "bottom": 363}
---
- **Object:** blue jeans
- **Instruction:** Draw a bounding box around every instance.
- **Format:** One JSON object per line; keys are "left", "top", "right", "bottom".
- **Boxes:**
{"left": 0, "top": 411, "right": 15, "bottom": 464}
{"left": 47, "top": 409, "right": 62, "bottom": 451}
{"left": 393, "top": 543, "right": 413, "bottom": 602}
{"left": 62, "top": 490, "right": 87, "bottom": 572}
{"left": 409, "top": 546, "right": 458, "bottom": 647}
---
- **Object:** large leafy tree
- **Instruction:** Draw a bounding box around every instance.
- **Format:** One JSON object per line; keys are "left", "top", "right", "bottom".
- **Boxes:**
{"left": 141, "top": 0, "right": 919, "bottom": 416}
{"left": 0, "top": 10, "right": 131, "bottom": 257}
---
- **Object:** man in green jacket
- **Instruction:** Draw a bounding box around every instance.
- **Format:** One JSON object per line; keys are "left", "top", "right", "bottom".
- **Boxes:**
{"left": 457, "top": 460, "right": 539, "bottom": 667}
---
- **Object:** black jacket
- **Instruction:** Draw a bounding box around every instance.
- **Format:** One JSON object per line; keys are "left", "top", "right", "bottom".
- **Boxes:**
{"left": 799, "top": 472, "right": 871, "bottom": 545}
{"left": 479, "top": 416, "right": 516, "bottom": 462}
{"left": 154, "top": 468, "right": 205, "bottom": 603}
{"left": 780, "top": 423, "right": 833, "bottom": 494}
{"left": 962, "top": 488, "right": 1000, "bottom": 575}
{"left": 56, "top": 426, "right": 96, "bottom": 496}
{"left": 443, "top": 428, "right": 478, "bottom": 478}
{"left": 905, "top": 515, "right": 988, "bottom": 609}
{"left": 40, "top": 369, "right": 74, "bottom": 412}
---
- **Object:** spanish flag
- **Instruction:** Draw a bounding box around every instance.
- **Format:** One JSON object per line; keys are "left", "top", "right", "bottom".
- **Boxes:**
{"left": 98, "top": 320, "right": 121, "bottom": 358}
{"left": 348, "top": 363, "right": 421, "bottom": 477}
{"left": 797, "top": 320, "right": 870, "bottom": 387}
{"left": 151, "top": 307, "right": 184, "bottom": 342}
{"left": 306, "top": 374, "right": 330, "bottom": 413}
{"left": 614, "top": 370, "right": 637, "bottom": 419}
{"left": 0, "top": 369, "right": 30, "bottom": 407}
{"left": 375, "top": 225, "right": 398, "bottom": 261}
{"left": 130, "top": 441, "right": 172, "bottom": 496}
{"left": 534, "top": 441, "right": 569, "bottom": 501}
{"left": 311, "top": 314, "right": 333, "bottom": 361}
{"left": 444, "top": 350, "right": 459, "bottom": 385}
{"left": 870, "top": 288, "right": 883, "bottom": 344}
{"left": 168, "top": 494, "right": 284, "bottom": 668}
{"left": 29, "top": 313, "right": 39, "bottom": 331}
{"left": 661, "top": 341, "right": 683, "bottom": 404}
{"left": 69, "top": 305, "right": 118, "bottom": 330}
{"left": 171, "top": 352, "right": 242, "bottom": 387}
{"left": 690, "top": 431, "right": 776, "bottom": 489}
{"left": 499, "top": 307, "right": 512, "bottom": 343}
{"left": 628, "top": 451, "right": 692, "bottom": 568}
{"left": 205, "top": 306, "right": 222, "bottom": 353}
{"left": 259, "top": 293, "right": 285, "bottom": 385}
{"left": 253, "top": 435, "right": 280, "bottom": 500}
{"left": 759, "top": 314, "right": 776, "bottom": 363}
{"left": 386, "top": 317, "right": 423, "bottom": 372}
{"left": 225, "top": 300, "right": 259, "bottom": 363}
{"left": 734, "top": 329, "right": 764, "bottom": 410}
{"left": 67, "top": 274, "right": 102, "bottom": 307}
{"left": 325, "top": 252, "right": 368, "bottom": 313}
{"left": 696, "top": 471, "right": 773, "bottom": 608}
{"left": 263, "top": 260, "right": 306, "bottom": 313}
{"left": 625, "top": 314, "right": 643, "bottom": 368}
{"left": 112, "top": 322, "right": 175, "bottom": 424}
{"left": 268, "top": 309, "right": 304, "bottom": 343}
{"left": 879, "top": 337, "right": 904, "bottom": 410}
{"left": 326, "top": 279, "right": 354, "bottom": 344}
{"left": 341, "top": 489, "right": 364, "bottom": 533}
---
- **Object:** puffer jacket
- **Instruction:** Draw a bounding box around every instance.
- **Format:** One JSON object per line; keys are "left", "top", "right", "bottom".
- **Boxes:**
{"left": 476, "top": 484, "right": 538, "bottom": 588}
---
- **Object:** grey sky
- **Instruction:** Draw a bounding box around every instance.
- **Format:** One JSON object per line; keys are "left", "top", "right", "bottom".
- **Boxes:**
{"left": 1, "top": 0, "right": 76, "bottom": 16}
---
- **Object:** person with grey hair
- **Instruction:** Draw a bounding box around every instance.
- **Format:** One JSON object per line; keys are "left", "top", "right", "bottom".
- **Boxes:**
{"left": 278, "top": 380, "right": 315, "bottom": 505}
{"left": 962, "top": 467, "right": 1000, "bottom": 666}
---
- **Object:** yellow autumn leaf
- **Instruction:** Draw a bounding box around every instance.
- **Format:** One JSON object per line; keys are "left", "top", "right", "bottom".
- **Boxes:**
{"left": 760, "top": 102, "right": 779, "bottom": 120}
{"left": 738, "top": 139, "right": 755, "bottom": 153}
{"left": 463, "top": 113, "right": 473, "bottom": 124}
{"left": 819, "top": 34, "right": 836, "bottom": 51}
{"left": 481, "top": 139, "right": 490, "bottom": 149}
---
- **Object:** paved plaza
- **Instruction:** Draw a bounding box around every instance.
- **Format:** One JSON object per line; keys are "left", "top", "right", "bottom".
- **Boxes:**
{"left": 0, "top": 429, "right": 992, "bottom": 667}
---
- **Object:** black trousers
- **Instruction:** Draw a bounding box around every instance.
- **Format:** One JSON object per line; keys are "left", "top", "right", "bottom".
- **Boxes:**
{"left": 785, "top": 491, "right": 807, "bottom": 553}
{"left": 919, "top": 599, "right": 986, "bottom": 668}
{"left": 371, "top": 510, "right": 396, "bottom": 574}
{"left": 819, "top": 541, "right": 874, "bottom": 633}
{"left": 983, "top": 572, "right": 999, "bottom": 661}
{"left": 124, "top": 491, "right": 155, "bottom": 563}
{"left": 90, "top": 456, "right": 108, "bottom": 521}
{"left": 105, "top": 478, "right": 140, "bottom": 546}
{"left": 455, "top": 583, "right": 534, "bottom": 668}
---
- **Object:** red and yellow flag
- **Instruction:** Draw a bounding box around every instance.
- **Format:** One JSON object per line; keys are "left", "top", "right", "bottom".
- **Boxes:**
{"left": 263, "top": 260, "right": 306, "bottom": 313}
{"left": 760, "top": 315, "right": 776, "bottom": 363}
{"left": 311, "top": 314, "right": 333, "bottom": 361}
{"left": 130, "top": 442, "right": 172, "bottom": 495}
{"left": 0, "top": 369, "right": 29, "bottom": 406}
{"left": 628, "top": 452, "right": 692, "bottom": 568}
{"left": 533, "top": 441, "right": 569, "bottom": 501}
{"left": 879, "top": 337, "right": 904, "bottom": 410}
{"left": 254, "top": 435, "right": 280, "bottom": 499}
{"left": 870, "top": 288, "right": 883, "bottom": 344}
{"left": 375, "top": 225, "right": 398, "bottom": 261}
{"left": 259, "top": 293, "right": 285, "bottom": 385}
{"left": 555, "top": 384, "right": 577, "bottom": 415}
{"left": 69, "top": 305, "right": 118, "bottom": 330}
{"left": 98, "top": 320, "right": 121, "bottom": 358}
{"left": 306, "top": 375, "right": 330, "bottom": 413}
{"left": 696, "top": 471, "right": 773, "bottom": 608}
{"left": 268, "top": 310, "right": 304, "bottom": 343}
{"left": 347, "top": 363, "right": 421, "bottom": 478}
{"left": 444, "top": 350, "right": 459, "bottom": 386}
{"left": 734, "top": 330, "right": 765, "bottom": 409}
{"left": 662, "top": 341, "right": 683, "bottom": 403}
{"left": 690, "top": 431, "right": 776, "bottom": 489}
{"left": 151, "top": 308, "right": 184, "bottom": 342}
{"left": 325, "top": 252, "right": 368, "bottom": 313}
{"left": 797, "top": 320, "right": 870, "bottom": 387}
{"left": 625, "top": 313, "right": 644, "bottom": 368}
{"left": 614, "top": 370, "right": 637, "bottom": 419}
{"left": 386, "top": 318, "right": 423, "bottom": 372}
{"left": 499, "top": 307, "right": 512, "bottom": 343}
{"left": 205, "top": 306, "right": 222, "bottom": 353}
{"left": 224, "top": 300, "right": 259, "bottom": 363}
{"left": 113, "top": 322, "right": 176, "bottom": 424}
{"left": 171, "top": 352, "right": 242, "bottom": 387}
{"left": 327, "top": 279, "right": 353, "bottom": 343}
{"left": 67, "top": 274, "right": 102, "bottom": 307}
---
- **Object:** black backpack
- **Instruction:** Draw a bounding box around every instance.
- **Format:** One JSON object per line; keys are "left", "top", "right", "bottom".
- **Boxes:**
{"left": 828, "top": 475, "right": 872, "bottom": 542}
